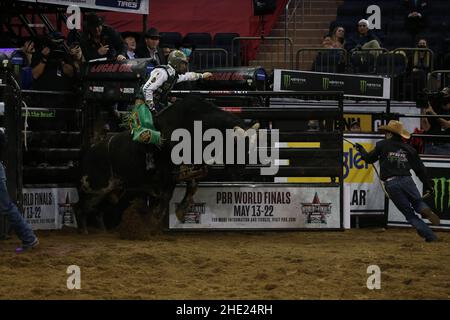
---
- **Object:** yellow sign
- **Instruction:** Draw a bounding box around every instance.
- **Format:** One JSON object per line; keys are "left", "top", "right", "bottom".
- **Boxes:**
{"left": 343, "top": 142, "right": 374, "bottom": 183}
{"left": 344, "top": 114, "right": 372, "bottom": 132}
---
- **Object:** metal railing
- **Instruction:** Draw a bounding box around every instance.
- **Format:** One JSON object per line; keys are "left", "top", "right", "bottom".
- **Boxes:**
{"left": 428, "top": 70, "right": 450, "bottom": 91}
{"left": 190, "top": 48, "right": 229, "bottom": 70}
{"left": 284, "top": 0, "right": 304, "bottom": 60}
{"left": 296, "top": 48, "right": 347, "bottom": 73}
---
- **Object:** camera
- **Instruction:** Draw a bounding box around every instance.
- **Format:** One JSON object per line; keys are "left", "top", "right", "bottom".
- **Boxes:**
{"left": 34, "top": 34, "right": 68, "bottom": 61}
{"left": 416, "top": 88, "right": 450, "bottom": 110}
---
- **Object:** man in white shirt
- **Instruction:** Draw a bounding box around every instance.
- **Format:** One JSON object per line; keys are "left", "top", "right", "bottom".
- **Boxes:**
{"left": 129, "top": 50, "right": 212, "bottom": 146}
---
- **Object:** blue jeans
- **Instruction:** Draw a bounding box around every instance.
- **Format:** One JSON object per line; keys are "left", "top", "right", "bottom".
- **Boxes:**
{"left": 385, "top": 176, "right": 437, "bottom": 241}
{"left": 0, "top": 163, "right": 36, "bottom": 245}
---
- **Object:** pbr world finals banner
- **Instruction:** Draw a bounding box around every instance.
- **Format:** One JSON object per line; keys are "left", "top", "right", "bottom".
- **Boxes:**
{"left": 273, "top": 69, "right": 391, "bottom": 99}
{"left": 18, "top": 0, "right": 149, "bottom": 14}
{"left": 169, "top": 184, "right": 342, "bottom": 230}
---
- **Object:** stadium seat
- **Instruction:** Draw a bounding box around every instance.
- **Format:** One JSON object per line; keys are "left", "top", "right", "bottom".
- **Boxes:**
{"left": 160, "top": 32, "right": 182, "bottom": 48}
{"left": 183, "top": 32, "right": 213, "bottom": 48}
{"left": 214, "top": 32, "right": 240, "bottom": 67}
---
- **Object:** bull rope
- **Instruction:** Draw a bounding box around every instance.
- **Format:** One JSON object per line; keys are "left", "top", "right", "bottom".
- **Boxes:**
{"left": 106, "top": 133, "right": 116, "bottom": 178}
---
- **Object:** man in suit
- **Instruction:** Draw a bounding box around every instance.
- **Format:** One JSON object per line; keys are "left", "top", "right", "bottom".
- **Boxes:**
{"left": 136, "top": 27, "right": 167, "bottom": 65}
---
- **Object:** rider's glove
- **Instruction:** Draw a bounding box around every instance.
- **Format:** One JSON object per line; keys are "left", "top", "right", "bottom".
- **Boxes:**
{"left": 145, "top": 100, "right": 156, "bottom": 112}
{"left": 199, "top": 72, "right": 213, "bottom": 80}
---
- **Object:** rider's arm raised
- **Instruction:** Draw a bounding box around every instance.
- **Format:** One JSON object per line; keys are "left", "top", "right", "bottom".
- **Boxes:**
{"left": 177, "top": 72, "right": 212, "bottom": 83}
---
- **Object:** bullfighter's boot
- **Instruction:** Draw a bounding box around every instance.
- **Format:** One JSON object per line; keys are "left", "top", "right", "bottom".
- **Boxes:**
{"left": 420, "top": 207, "right": 440, "bottom": 226}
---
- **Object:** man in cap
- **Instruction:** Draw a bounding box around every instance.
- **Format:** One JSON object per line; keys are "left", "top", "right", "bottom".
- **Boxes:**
{"left": 136, "top": 27, "right": 167, "bottom": 65}
{"left": 129, "top": 50, "right": 212, "bottom": 148}
{"left": 355, "top": 120, "right": 440, "bottom": 242}
{"left": 345, "top": 19, "right": 382, "bottom": 52}
{"left": 80, "top": 13, "right": 127, "bottom": 62}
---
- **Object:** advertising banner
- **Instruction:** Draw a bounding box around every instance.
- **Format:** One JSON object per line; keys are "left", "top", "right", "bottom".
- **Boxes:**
{"left": 18, "top": 0, "right": 149, "bottom": 15}
{"left": 388, "top": 157, "right": 450, "bottom": 230}
{"left": 273, "top": 69, "right": 391, "bottom": 99}
{"left": 22, "top": 187, "right": 78, "bottom": 230}
{"left": 169, "top": 183, "right": 341, "bottom": 230}
{"left": 343, "top": 134, "right": 385, "bottom": 215}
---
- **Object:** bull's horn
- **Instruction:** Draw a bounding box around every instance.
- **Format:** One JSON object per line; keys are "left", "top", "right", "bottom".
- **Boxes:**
{"left": 251, "top": 122, "right": 260, "bottom": 130}
{"left": 233, "top": 126, "right": 245, "bottom": 136}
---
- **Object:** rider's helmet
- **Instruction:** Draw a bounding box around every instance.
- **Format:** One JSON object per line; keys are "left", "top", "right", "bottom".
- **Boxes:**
{"left": 168, "top": 50, "right": 189, "bottom": 74}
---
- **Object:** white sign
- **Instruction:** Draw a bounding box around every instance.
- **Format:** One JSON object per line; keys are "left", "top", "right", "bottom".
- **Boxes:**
{"left": 17, "top": 0, "right": 149, "bottom": 15}
{"left": 344, "top": 134, "right": 385, "bottom": 215}
{"left": 169, "top": 184, "right": 341, "bottom": 229}
{"left": 22, "top": 187, "right": 78, "bottom": 230}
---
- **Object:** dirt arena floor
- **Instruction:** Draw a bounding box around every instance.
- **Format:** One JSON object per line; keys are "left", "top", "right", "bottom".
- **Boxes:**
{"left": 0, "top": 228, "right": 449, "bottom": 300}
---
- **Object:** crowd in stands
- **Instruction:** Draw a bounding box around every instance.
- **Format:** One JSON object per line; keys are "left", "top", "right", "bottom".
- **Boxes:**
{"left": 1, "top": 3, "right": 449, "bottom": 156}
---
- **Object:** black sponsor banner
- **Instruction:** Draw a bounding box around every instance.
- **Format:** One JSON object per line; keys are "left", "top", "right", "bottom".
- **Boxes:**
{"left": 274, "top": 69, "right": 390, "bottom": 99}
{"left": 425, "top": 166, "right": 450, "bottom": 220}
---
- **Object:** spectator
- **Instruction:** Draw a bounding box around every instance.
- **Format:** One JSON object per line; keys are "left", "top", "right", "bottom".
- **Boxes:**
{"left": 404, "top": 0, "right": 428, "bottom": 36}
{"left": 345, "top": 19, "right": 382, "bottom": 52}
{"left": 160, "top": 43, "right": 173, "bottom": 61}
{"left": 412, "top": 38, "right": 431, "bottom": 73}
{"left": 80, "top": 13, "right": 127, "bottom": 62}
{"left": 179, "top": 40, "right": 194, "bottom": 61}
{"left": 122, "top": 31, "right": 140, "bottom": 59}
{"left": 11, "top": 37, "right": 35, "bottom": 67}
{"left": 312, "top": 34, "right": 346, "bottom": 73}
{"left": 10, "top": 37, "right": 35, "bottom": 89}
{"left": 421, "top": 87, "right": 450, "bottom": 155}
{"left": 136, "top": 27, "right": 167, "bottom": 65}
{"left": 322, "top": 35, "right": 334, "bottom": 49}
{"left": 331, "top": 26, "right": 346, "bottom": 49}
{"left": 0, "top": 129, "right": 39, "bottom": 253}
{"left": 30, "top": 32, "right": 77, "bottom": 91}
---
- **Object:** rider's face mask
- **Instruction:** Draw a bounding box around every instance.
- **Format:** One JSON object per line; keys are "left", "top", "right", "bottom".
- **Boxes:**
{"left": 181, "top": 47, "right": 192, "bottom": 57}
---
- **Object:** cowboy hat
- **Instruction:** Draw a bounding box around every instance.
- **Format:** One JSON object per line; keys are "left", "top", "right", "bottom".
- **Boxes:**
{"left": 85, "top": 13, "right": 104, "bottom": 29}
{"left": 378, "top": 120, "right": 411, "bottom": 139}
{"left": 144, "top": 27, "right": 160, "bottom": 39}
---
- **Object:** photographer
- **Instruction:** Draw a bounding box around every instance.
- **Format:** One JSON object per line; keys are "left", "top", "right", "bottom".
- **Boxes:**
{"left": 30, "top": 32, "right": 78, "bottom": 91}
{"left": 80, "top": 13, "right": 127, "bottom": 62}
{"left": 421, "top": 87, "right": 450, "bottom": 155}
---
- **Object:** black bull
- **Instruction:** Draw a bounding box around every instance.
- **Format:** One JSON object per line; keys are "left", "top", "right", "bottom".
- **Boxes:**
{"left": 76, "top": 96, "right": 257, "bottom": 233}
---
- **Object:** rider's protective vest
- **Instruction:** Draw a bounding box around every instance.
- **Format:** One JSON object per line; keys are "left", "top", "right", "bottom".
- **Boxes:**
{"left": 137, "top": 65, "right": 178, "bottom": 109}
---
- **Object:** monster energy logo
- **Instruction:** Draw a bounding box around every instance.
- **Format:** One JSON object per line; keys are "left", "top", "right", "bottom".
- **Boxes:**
{"left": 432, "top": 177, "right": 450, "bottom": 212}
{"left": 360, "top": 80, "right": 367, "bottom": 94}
{"left": 323, "top": 78, "right": 330, "bottom": 90}
{"left": 283, "top": 74, "right": 291, "bottom": 89}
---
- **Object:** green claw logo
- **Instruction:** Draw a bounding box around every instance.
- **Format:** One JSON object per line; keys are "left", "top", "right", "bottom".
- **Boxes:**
{"left": 360, "top": 80, "right": 367, "bottom": 94}
{"left": 283, "top": 74, "right": 291, "bottom": 89}
{"left": 432, "top": 177, "right": 450, "bottom": 212}
{"left": 323, "top": 77, "right": 330, "bottom": 90}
